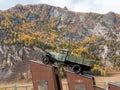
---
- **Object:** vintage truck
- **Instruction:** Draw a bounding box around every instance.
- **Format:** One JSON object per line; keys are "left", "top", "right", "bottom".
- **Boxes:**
{"left": 42, "top": 49, "right": 94, "bottom": 74}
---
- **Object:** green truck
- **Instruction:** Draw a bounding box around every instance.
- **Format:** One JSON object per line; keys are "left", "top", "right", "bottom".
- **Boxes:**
{"left": 42, "top": 49, "right": 94, "bottom": 74}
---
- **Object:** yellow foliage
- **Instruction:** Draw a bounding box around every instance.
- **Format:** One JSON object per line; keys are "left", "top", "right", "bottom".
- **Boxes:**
{"left": 82, "top": 37, "right": 90, "bottom": 43}
{"left": 0, "top": 88, "right": 4, "bottom": 90}
{"left": 92, "top": 64, "right": 107, "bottom": 76}
{"left": 71, "top": 46, "right": 88, "bottom": 57}
{"left": 18, "top": 33, "right": 35, "bottom": 46}
{"left": 100, "top": 69, "right": 107, "bottom": 76}
{"left": 82, "top": 35, "right": 97, "bottom": 44}
{"left": 92, "top": 64, "right": 100, "bottom": 70}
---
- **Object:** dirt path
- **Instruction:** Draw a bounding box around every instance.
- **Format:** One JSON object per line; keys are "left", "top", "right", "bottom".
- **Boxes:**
{"left": 95, "top": 72, "right": 120, "bottom": 83}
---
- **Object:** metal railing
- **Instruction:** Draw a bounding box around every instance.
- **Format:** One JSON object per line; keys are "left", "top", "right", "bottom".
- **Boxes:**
{"left": 0, "top": 82, "right": 120, "bottom": 90}
{"left": 0, "top": 85, "right": 33, "bottom": 90}
{"left": 96, "top": 82, "right": 107, "bottom": 89}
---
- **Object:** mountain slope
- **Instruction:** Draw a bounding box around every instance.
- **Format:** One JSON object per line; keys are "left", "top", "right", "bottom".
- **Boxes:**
{"left": 0, "top": 4, "right": 120, "bottom": 82}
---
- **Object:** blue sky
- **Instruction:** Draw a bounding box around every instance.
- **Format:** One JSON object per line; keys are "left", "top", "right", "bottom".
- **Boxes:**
{"left": 0, "top": 0, "right": 120, "bottom": 14}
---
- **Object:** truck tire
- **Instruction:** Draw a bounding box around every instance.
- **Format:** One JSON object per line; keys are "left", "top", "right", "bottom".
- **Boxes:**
{"left": 42, "top": 56, "right": 50, "bottom": 64}
{"left": 72, "top": 64, "right": 81, "bottom": 74}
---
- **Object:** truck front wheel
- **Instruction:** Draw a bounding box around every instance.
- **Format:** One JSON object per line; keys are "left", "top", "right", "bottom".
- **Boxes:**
{"left": 42, "top": 56, "right": 50, "bottom": 64}
{"left": 72, "top": 65, "right": 81, "bottom": 74}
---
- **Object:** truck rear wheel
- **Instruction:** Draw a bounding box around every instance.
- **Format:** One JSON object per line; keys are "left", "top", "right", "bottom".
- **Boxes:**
{"left": 72, "top": 64, "right": 81, "bottom": 74}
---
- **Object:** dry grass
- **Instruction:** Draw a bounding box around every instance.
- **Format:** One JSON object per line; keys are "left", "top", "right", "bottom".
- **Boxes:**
{"left": 95, "top": 72, "right": 120, "bottom": 83}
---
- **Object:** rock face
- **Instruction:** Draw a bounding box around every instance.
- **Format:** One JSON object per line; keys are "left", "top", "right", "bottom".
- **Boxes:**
{"left": 0, "top": 44, "right": 44, "bottom": 83}
{"left": 101, "top": 12, "right": 117, "bottom": 25}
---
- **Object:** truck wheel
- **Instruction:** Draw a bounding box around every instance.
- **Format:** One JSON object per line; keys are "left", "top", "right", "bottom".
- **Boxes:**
{"left": 72, "top": 65, "right": 81, "bottom": 74}
{"left": 42, "top": 56, "right": 50, "bottom": 64}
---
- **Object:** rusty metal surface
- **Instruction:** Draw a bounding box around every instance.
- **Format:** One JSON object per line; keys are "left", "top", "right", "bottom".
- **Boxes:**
{"left": 66, "top": 71, "right": 95, "bottom": 90}
{"left": 30, "top": 60, "right": 63, "bottom": 90}
{"left": 94, "top": 86, "right": 106, "bottom": 90}
{"left": 108, "top": 82, "right": 120, "bottom": 90}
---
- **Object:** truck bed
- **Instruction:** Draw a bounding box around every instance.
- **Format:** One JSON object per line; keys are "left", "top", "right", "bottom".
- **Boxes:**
{"left": 65, "top": 60, "right": 92, "bottom": 71}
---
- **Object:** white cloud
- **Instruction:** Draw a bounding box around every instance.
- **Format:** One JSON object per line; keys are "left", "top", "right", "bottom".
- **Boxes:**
{"left": 97, "top": 0, "right": 120, "bottom": 13}
{"left": 0, "top": 0, "right": 120, "bottom": 14}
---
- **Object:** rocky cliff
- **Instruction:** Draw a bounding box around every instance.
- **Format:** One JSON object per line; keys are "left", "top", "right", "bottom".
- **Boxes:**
{"left": 0, "top": 44, "right": 44, "bottom": 83}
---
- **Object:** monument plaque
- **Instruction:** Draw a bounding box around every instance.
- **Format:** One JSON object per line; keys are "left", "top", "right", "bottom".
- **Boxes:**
{"left": 38, "top": 80, "right": 48, "bottom": 90}
{"left": 75, "top": 84, "right": 86, "bottom": 90}
{"left": 30, "top": 60, "right": 63, "bottom": 90}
